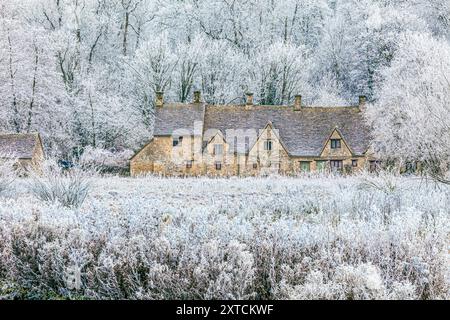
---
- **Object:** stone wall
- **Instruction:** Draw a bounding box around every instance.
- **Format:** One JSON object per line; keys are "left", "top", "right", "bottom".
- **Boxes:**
{"left": 130, "top": 132, "right": 370, "bottom": 177}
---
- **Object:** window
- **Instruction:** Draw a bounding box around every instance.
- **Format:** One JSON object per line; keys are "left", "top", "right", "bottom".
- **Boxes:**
{"left": 300, "top": 161, "right": 311, "bottom": 172}
{"left": 316, "top": 160, "right": 327, "bottom": 171}
{"left": 352, "top": 159, "right": 358, "bottom": 167}
{"left": 331, "top": 139, "right": 341, "bottom": 149}
{"left": 215, "top": 162, "right": 222, "bottom": 170}
{"left": 186, "top": 160, "right": 193, "bottom": 169}
{"left": 264, "top": 140, "right": 273, "bottom": 151}
{"left": 253, "top": 163, "right": 258, "bottom": 169}
{"left": 213, "top": 144, "right": 223, "bottom": 155}
{"left": 370, "top": 160, "right": 381, "bottom": 173}
{"left": 173, "top": 136, "right": 183, "bottom": 147}
{"left": 330, "top": 160, "right": 343, "bottom": 172}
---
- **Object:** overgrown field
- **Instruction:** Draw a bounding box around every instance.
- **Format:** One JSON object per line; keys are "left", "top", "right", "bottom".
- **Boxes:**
{"left": 0, "top": 175, "right": 448, "bottom": 300}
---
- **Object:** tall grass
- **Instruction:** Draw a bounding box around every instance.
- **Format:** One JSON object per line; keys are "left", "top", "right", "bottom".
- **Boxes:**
{"left": 28, "top": 159, "right": 94, "bottom": 208}
{"left": 0, "top": 174, "right": 448, "bottom": 300}
{"left": 0, "top": 156, "right": 16, "bottom": 196}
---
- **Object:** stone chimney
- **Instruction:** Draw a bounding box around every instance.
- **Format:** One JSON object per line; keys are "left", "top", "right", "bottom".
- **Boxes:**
{"left": 155, "top": 91, "right": 164, "bottom": 107}
{"left": 359, "top": 95, "right": 367, "bottom": 110}
{"left": 246, "top": 92, "right": 254, "bottom": 106}
{"left": 193, "top": 91, "right": 201, "bottom": 103}
{"left": 294, "top": 95, "right": 302, "bottom": 111}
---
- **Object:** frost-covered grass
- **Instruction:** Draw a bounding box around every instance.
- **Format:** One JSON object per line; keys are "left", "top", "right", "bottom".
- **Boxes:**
{"left": 0, "top": 175, "right": 449, "bottom": 300}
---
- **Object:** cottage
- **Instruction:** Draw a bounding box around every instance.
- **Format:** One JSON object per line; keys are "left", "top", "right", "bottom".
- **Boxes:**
{"left": 130, "top": 92, "right": 376, "bottom": 176}
{"left": 0, "top": 133, "right": 45, "bottom": 173}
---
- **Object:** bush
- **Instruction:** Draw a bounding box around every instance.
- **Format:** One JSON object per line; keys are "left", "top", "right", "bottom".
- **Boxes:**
{"left": 0, "top": 156, "right": 16, "bottom": 196}
{"left": 28, "top": 159, "right": 94, "bottom": 208}
{"left": 79, "top": 147, "right": 133, "bottom": 175}
{"left": 0, "top": 175, "right": 448, "bottom": 299}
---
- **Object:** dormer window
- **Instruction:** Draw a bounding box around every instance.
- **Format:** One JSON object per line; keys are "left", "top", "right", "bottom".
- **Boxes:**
{"left": 331, "top": 139, "right": 341, "bottom": 149}
{"left": 264, "top": 140, "right": 273, "bottom": 151}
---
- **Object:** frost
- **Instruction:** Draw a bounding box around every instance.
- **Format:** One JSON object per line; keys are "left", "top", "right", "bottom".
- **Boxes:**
{"left": 0, "top": 174, "right": 448, "bottom": 299}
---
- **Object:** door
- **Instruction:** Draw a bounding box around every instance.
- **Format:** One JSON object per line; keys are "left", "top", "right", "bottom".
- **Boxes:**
{"left": 300, "top": 161, "right": 311, "bottom": 173}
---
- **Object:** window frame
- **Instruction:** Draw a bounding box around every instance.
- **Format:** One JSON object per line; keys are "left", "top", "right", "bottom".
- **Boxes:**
{"left": 213, "top": 144, "right": 223, "bottom": 156}
{"left": 330, "top": 139, "right": 341, "bottom": 149}
{"left": 330, "top": 160, "right": 343, "bottom": 171}
{"left": 352, "top": 159, "right": 358, "bottom": 167}
{"left": 264, "top": 139, "right": 273, "bottom": 151}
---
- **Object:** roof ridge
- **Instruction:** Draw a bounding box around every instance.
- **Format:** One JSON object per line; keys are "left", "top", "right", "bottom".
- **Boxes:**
{"left": 204, "top": 104, "right": 360, "bottom": 110}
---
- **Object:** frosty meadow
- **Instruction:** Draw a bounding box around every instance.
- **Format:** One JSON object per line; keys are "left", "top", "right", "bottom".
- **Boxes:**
{"left": 0, "top": 173, "right": 448, "bottom": 300}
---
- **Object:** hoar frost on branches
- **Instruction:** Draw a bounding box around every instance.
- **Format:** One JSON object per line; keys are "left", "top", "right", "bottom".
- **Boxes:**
{"left": 0, "top": 175, "right": 448, "bottom": 299}
{"left": 367, "top": 32, "right": 450, "bottom": 183}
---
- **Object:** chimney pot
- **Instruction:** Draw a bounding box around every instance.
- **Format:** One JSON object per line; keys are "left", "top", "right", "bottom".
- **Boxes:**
{"left": 294, "top": 95, "right": 302, "bottom": 111}
{"left": 193, "top": 91, "right": 201, "bottom": 103}
{"left": 155, "top": 91, "right": 164, "bottom": 107}
{"left": 246, "top": 92, "right": 254, "bottom": 106}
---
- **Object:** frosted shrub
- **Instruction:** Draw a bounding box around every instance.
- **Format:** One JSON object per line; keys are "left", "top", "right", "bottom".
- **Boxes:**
{"left": 79, "top": 147, "right": 133, "bottom": 174}
{"left": 194, "top": 240, "right": 255, "bottom": 299}
{"left": 28, "top": 159, "right": 94, "bottom": 208}
{"left": 280, "top": 264, "right": 387, "bottom": 300}
{"left": 333, "top": 263, "right": 386, "bottom": 299}
{"left": 388, "top": 282, "right": 418, "bottom": 300}
{"left": 0, "top": 157, "right": 16, "bottom": 196}
{"left": 0, "top": 175, "right": 448, "bottom": 299}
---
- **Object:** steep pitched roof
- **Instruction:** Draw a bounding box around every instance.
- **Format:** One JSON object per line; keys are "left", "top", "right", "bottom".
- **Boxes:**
{"left": 0, "top": 133, "right": 42, "bottom": 159}
{"left": 152, "top": 103, "right": 372, "bottom": 157}
{"left": 153, "top": 103, "right": 205, "bottom": 136}
{"left": 203, "top": 105, "right": 371, "bottom": 156}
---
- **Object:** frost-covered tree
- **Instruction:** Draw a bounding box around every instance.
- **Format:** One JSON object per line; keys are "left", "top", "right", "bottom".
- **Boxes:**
{"left": 250, "top": 41, "right": 310, "bottom": 105}
{"left": 0, "top": 0, "right": 449, "bottom": 159}
{"left": 367, "top": 32, "right": 450, "bottom": 182}
{"left": 0, "top": 1, "right": 70, "bottom": 153}
{"left": 199, "top": 39, "right": 246, "bottom": 104}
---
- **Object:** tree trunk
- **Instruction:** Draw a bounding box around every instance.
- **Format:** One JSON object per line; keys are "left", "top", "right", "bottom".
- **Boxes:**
{"left": 123, "top": 12, "right": 129, "bottom": 56}
{"left": 27, "top": 42, "right": 40, "bottom": 133}
{"left": 7, "top": 31, "right": 20, "bottom": 133}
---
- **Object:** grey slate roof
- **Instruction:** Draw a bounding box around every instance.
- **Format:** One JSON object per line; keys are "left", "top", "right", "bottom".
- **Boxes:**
{"left": 153, "top": 103, "right": 205, "bottom": 136}
{"left": 153, "top": 103, "right": 372, "bottom": 157}
{"left": 0, "top": 133, "right": 41, "bottom": 159}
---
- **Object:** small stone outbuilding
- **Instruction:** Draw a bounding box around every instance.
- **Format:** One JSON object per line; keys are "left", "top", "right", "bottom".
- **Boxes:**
{"left": 0, "top": 133, "right": 45, "bottom": 173}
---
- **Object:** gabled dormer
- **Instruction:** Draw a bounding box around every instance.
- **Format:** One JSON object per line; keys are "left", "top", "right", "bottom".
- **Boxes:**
{"left": 248, "top": 122, "right": 289, "bottom": 167}
{"left": 319, "top": 127, "right": 353, "bottom": 158}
